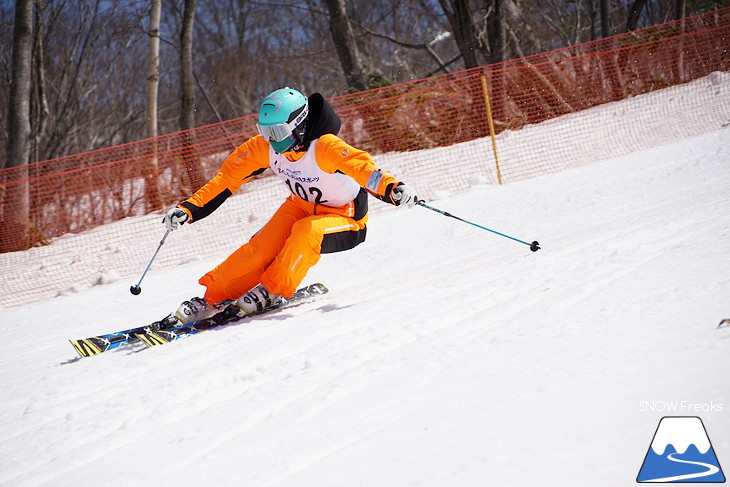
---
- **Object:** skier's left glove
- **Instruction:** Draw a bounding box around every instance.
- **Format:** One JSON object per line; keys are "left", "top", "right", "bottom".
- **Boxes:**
{"left": 392, "top": 184, "right": 419, "bottom": 208}
{"left": 163, "top": 206, "right": 189, "bottom": 231}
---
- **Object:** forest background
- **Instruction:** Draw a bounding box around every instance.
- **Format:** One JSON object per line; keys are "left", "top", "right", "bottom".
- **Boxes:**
{"left": 1, "top": 0, "right": 723, "bottom": 169}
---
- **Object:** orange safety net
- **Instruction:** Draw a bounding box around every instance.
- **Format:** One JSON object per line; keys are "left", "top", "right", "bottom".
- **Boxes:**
{"left": 1, "top": 8, "right": 729, "bottom": 307}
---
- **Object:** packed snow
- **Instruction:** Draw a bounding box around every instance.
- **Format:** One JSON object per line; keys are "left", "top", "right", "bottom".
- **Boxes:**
{"left": 1, "top": 128, "right": 729, "bottom": 484}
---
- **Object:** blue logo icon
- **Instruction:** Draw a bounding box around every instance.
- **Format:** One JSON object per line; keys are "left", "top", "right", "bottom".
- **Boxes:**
{"left": 637, "top": 416, "right": 725, "bottom": 483}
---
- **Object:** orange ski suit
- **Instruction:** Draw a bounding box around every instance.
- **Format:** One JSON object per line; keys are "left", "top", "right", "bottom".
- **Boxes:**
{"left": 177, "top": 133, "right": 402, "bottom": 304}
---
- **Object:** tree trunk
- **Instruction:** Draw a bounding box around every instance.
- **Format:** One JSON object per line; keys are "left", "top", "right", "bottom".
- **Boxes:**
{"left": 487, "top": 0, "right": 505, "bottom": 64}
{"left": 322, "top": 0, "right": 368, "bottom": 93}
{"left": 145, "top": 0, "right": 161, "bottom": 211}
{"left": 1, "top": 0, "right": 34, "bottom": 252}
{"left": 5, "top": 0, "right": 33, "bottom": 171}
{"left": 486, "top": 0, "right": 506, "bottom": 138}
{"left": 179, "top": 0, "right": 204, "bottom": 193}
{"left": 674, "top": 0, "right": 685, "bottom": 21}
{"left": 439, "top": 0, "right": 480, "bottom": 69}
{"left": 674, "top": 0, "right": 686, "bottom": 82}
{"left": 31, "top": 0, "right": 49, "bottom": 164}
{"left": 626, "top": 0, "right": 649, "bottom": 32}
{"left": 180, "top": 0, "right": 196, "bottom": 134}
{"left": 599, "top": 0, "right": 610, "bottom": 38}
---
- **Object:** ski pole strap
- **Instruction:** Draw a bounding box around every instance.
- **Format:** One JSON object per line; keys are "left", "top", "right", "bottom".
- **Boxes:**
{"left": 416, "top": 200, "right": 540, "bottom": 252}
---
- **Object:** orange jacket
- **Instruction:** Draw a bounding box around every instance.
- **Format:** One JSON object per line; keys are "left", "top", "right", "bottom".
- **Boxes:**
{"left": 179, "top": 134, "right": 401, "bottom": 222}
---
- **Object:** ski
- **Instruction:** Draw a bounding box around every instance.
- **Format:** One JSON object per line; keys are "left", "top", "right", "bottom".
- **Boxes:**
{"left": 70, "top": 314, "right": 178, "bottom": 358}
{"left": 69, "top": 282, "right": 329, "bottom": 357}
{"left": 138, "top": 282, "right": 330, "bottom": 347}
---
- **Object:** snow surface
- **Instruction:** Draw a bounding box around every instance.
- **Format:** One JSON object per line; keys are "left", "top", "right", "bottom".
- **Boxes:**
{"left": 1, "top": 126, "right": 729, "bottom": 485}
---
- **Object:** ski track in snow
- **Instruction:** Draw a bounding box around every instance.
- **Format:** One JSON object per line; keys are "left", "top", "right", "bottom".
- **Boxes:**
{"left": 1, "top": 126, "right": 730, "bottom": 483}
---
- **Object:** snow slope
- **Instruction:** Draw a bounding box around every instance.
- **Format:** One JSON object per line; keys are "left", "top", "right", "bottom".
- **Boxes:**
{"left": 1, "top": 127, "right": 729, "bottom": 486}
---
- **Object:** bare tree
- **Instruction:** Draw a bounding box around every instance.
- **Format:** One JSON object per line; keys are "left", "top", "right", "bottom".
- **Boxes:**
{"left": 145, "top": 0, "right": 161, "bottom": 210}
{"left": 180, "top": 0, "right": 196, "bottom": 134}
{"left": 147, "top": 0, "right": 161, "bottom": 141}
{"left": 323, "top": 0, "right": 368, "bottom": 92}
{"left": 22, "top": 1, "right": 148, "bottom": 161}
{"left": 189, "top": 0, "right": 265, "bottom": 121}
{"left": 626, "top": 0, "right": 649, "bottom": 32}
{"left": 2, "top": 0, "right": 34, "bottom": 252}
{"left": 31, "top": 0, "right": 49, "bottom": 164}
{"left": 600, "top": 0, "right": 611, "bottom": 37}
{"left": 487, "top": 0, "right": 505, "bottom": 64}
{"left": 4, "top": 0, "right": 33, "bottom": 171}
{"left": 438, "top": 0, "right": 482, "bottom": 68}
{"left": 179, "top": 0, "right": 204, "bottom": 191}
{"left": 1, "top": 0, "right": 722, "bottom": 174}
{"left": 675, "top": 0, "right": 685, "bottom": 20}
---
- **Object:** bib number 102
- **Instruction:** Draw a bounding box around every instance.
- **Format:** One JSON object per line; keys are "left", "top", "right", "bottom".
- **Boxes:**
{"left": 285, "top": 179, "right": 328, "bottom": 204}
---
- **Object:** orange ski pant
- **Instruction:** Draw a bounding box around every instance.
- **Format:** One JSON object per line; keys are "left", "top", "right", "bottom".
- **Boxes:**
{"left": 199, "top": 195, "right": 367, "bottom": 304}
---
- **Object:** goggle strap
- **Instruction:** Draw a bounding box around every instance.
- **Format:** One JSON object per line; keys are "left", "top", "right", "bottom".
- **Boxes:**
{"left": 256, "top": 101, "right": 309, "bottom": 142}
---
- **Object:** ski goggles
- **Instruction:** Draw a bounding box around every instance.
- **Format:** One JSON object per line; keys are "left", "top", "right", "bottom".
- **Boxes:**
{"left": 256, "top": 102, "right": 309, "bottom": 142}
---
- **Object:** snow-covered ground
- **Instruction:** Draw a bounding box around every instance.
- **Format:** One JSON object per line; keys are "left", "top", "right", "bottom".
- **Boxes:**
{"left": 1, "top": 122, "right": 728, "bottom": 486}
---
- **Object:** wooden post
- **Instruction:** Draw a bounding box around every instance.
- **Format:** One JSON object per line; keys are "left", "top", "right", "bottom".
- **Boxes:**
{"left": 481, "top": 75, "right": 503, "bottom": 185}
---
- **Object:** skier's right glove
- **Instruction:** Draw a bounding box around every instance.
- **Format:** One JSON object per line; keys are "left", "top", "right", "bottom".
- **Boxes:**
{"left": 163, "top": 207, "right": 189, "bottom": 231}
{"left": 392, "top": 184, "right": 418, "bottom": 209}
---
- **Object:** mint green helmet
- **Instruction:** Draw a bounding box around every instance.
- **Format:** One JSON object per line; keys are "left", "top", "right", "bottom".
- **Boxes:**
{"left": 256, "top": 87, "right": 309, "bottom": 153}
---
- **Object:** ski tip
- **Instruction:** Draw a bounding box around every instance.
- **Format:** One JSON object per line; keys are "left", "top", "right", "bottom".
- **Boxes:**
{"left": 69, "top": 339, "right": 102, "bottom": 358}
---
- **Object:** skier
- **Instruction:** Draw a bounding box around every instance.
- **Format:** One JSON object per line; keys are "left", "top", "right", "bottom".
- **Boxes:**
{"left": 163, "top": 87, "right": 419, "bottom": 323}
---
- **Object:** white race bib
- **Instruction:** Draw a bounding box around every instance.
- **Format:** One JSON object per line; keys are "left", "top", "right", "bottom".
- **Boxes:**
{"left": 269, "top": 139, "right": 360, "bottom": 207}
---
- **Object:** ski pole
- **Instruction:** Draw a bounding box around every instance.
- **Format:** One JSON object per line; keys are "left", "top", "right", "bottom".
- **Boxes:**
{"left": 416, "top": 200, "right": 540, "bottom": 252}
{"left": 130, "top": 228, "right": 171, "bottom": 295}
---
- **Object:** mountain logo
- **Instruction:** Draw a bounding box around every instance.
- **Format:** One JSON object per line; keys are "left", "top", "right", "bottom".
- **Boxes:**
{"left": 637, "top": 416, "right": 725, "bottom": 483}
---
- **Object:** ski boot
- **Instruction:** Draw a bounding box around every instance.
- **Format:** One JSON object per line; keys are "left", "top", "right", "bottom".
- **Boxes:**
{"left": 235, "top": 283, "right": 281, "bottom": 315}
{"left": 174, "top": 297, "right": 219, "bottom": 324}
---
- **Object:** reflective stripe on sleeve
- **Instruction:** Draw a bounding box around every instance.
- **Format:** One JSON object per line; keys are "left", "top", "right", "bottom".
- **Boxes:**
{"left": 366, "top": 170, "right": 384, "bottom": 192}
{"left": 324, "top": 223, "right": 356, "bottom": 233}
